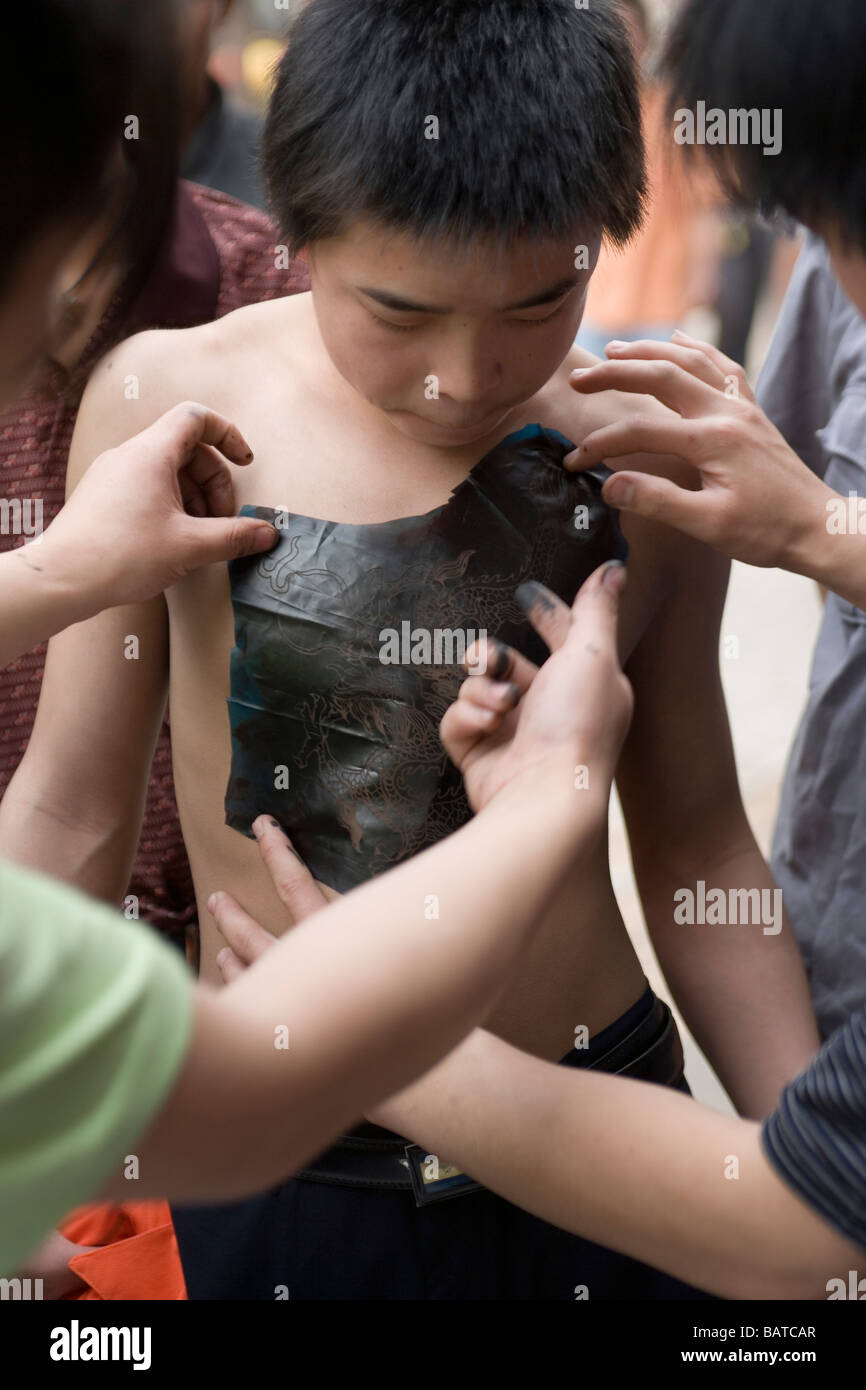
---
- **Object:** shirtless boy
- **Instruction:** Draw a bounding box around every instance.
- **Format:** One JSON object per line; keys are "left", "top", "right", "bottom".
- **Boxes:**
{"left": 0, "top": 0, "right": 819, "bottom": 1299}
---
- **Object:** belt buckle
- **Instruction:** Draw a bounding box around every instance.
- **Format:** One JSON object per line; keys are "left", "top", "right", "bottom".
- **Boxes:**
{"left": 403, "top": 1145, "right": 483, "bottom": 1205}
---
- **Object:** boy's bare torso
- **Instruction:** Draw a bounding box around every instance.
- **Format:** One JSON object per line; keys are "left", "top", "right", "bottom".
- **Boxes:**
{"left": 95, "top": 293, "right": 680, "bottom": 1059}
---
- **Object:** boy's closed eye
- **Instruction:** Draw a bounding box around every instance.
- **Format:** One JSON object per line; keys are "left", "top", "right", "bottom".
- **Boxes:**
{"left": 364, "top": 287, "right": 578, "bottom": 334}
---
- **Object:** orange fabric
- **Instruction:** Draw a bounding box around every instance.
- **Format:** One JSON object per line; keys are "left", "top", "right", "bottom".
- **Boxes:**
{"left": 585, "top": 84, "right": 722, "bottom": 332}
{"left": 60, "top": 1201, "right": 187, "bottom": 1301}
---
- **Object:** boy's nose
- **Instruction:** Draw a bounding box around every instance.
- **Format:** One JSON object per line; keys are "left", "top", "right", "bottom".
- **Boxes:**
{"left": 437, "top": 349, "right": 503, "bottom": 408}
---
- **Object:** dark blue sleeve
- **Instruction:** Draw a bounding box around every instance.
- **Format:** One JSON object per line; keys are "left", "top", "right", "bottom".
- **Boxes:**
{"left": 761, "top": 1006, "right": 866, "bottom": 1253}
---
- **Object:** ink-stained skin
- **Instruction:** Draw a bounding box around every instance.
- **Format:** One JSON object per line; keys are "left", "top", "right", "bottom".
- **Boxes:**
{"left": 225, "top": 425, "right": 627, "bottom": 891}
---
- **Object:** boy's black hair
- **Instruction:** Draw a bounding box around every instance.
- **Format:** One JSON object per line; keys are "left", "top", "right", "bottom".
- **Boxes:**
{"left": 1, "top": 0, "right": 176, "bottom": 293}
{"left": 663, "top": 0, "right": 866, "bottom": 254}
{"left": 263, "top": 0, "right": 646, "bottom": 252}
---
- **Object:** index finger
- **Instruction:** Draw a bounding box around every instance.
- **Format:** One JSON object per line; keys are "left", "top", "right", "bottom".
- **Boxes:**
{"left": 570, "top": 358, "right": 721, "bottom": 418}
{"left": 134, "top": 401, "right": 254, "bottom": 469}
{"left": 514, "top": 580, "right": 573, "bottom": 651}
{"left": 252, "top": 815, "right": 329, "bottom": 922}
{"left": 207, "top": 891, "right": 277, "bottom": 966}
{"left": 565, "top": 559, "right": 628, "bottom": 663}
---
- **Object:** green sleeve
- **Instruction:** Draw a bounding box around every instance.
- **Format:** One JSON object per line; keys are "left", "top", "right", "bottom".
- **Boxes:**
{"left": 0, "top": 860, "right": 193, "bottom": 1274}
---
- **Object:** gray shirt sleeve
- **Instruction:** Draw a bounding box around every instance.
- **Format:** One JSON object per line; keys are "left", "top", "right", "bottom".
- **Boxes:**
{"left": 758, "top": 232, "right": 866, "bottom": 479}
{"left": 762, "top": 1007, "right": 866, "bottom": 1254}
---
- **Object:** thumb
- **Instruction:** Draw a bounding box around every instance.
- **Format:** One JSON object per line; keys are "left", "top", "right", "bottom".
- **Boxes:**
{"left": 180, "top": 516, "right": 278, "bottom": 569}
{"left": 602, "top": 471, "right": 707, "bottom": 534}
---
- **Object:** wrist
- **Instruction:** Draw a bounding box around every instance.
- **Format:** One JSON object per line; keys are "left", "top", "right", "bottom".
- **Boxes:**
{"left": 781, "top": 478, "right": 841, "bottom": 584}
{"left": 12, "top": 535, "right": 95, "bottom": 630}
{"left": 484, "top": 754, "right": 611, "bottom": 850}
{"left": 785, "top": 482, "right": 866, "bottom": 611}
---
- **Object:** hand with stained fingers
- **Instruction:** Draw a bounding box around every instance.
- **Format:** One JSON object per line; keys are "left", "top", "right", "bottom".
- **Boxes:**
{"left": 440, "top": 560, "right": 633, "bottom": 814}
{"left": 209, "top": 816, "right": 329, "bottom": 983}
{"left": 565, "top": 331, "right": 835, "bottom": 570}
{"left": 39, "top": 401, "right": 280, "bottom": 615}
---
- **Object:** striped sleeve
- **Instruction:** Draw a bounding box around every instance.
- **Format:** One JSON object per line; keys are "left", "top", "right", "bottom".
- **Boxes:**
{"left": 761, "top": 1006, "right": 866, "bottom": 1252}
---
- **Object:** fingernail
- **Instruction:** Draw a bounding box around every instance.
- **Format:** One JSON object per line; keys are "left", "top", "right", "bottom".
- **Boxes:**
{"left": 229, "top": 430, "right": 253, "bottom": 460}
{"left": 515, "top": 580, "right": 556, "bottom": 615}
{"left": 207, "top": 893, "right": 218, "bottom": 913}
{"left": 603, "top": 559, "right": 628, "bottom": 591}
{"left": 490, "top": 641, "right": 510, "bottom": 680}
{"left": 252, "top": 815, "right": 269, "bottom": 838}
{"left": 563, "top": 450, "right": 578, "bottom": 468}
{"left": 605, "top": 479, "right": 634, "bottom": 509}
{"left": 671, "top": 329, "right": 689, "bottom": 340}
{"left": 606, "top": 340, "right": 627, "bottom": 351}
{"left": 570, "top": 367, "right": 590, "bottom": 377}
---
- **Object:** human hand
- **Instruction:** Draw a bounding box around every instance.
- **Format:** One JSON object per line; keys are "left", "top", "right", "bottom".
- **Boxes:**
{"left": 566, "top": 332, "right": 836, "bottom": 571}
{"left": 209, "top": 817, "right": 329, "bottom": 982}
{"left": 440, "top": 561, "right": 633, "bottom": 814}
{"left": 36, "top": 402, "right": 278, "bottom": 614}
{"left": 17, "top": 1229, "right": 96, "bottom": 1300}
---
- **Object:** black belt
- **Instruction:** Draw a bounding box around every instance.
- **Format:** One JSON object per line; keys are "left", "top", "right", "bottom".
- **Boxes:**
{"left": 294, "top": 995, "right": 684, "bottom": 1205}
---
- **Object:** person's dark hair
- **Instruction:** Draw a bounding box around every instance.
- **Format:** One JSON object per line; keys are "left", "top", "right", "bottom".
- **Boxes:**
{"left": 617, "top": 0, "right": 648, "bottom": 40}
{"left": 663, "top": 0, "right": 866, "bottom": 253}
{"left": 263, "top": 0, "right": 646, "bottom": 252}
{"left": 1, "top": 0, "right": 177, "bottom": 294}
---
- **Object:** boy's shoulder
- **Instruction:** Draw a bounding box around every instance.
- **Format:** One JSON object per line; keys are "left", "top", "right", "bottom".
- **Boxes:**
{"left": 78, "top": 294, "right": 311, "bottom": 446}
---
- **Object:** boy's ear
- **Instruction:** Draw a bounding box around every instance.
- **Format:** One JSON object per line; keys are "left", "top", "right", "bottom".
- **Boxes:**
{"left": 295, "top": 246, "right": 311, "bottom": 265}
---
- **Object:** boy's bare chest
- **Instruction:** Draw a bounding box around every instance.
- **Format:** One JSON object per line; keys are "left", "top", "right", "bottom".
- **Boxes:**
{"left": 219, "top": 363, "right": 584, "bottom": 527}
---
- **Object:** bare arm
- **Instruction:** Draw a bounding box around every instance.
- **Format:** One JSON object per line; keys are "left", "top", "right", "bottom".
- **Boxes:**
{"left": 616, "top": 519, "right": 820, "bottom": 1116}
{"left": 0, "top": 595, "right": 169, "bottom": 902}
{"left": 364, "top": 594, "right": 843, "bottom": 1299}
{"left": 371, "top": 1027, "right": 857, "bottom": 1300}
{"left": 102, "top": 783, "right": 589, "bottom": 1203}
{"left": 0, "top": 341, "right": 178, "bottom": 899}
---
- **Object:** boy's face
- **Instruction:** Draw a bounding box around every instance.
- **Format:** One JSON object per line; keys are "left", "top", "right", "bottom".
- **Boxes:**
{"left": 307, "top": 218, "right": 601, "bottom": 449}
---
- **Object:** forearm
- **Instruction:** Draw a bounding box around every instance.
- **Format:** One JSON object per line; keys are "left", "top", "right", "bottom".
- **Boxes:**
{"left": 0, "top": 774, "right": 138, "bottom": 905}
{"left": 640, "top": 839, "right": 820, "bottom": 1116}
{"left": 0, "top": 546, "right": 91, "bottom": 668}
{"left": 115, "top": 773, "right": 606, "bottom": 1201}
{"left": 375, "top": 1028, "right": 847, "bottom": 1299}
{"left": 0, "top": 596, "right": 168, "bottom": 904}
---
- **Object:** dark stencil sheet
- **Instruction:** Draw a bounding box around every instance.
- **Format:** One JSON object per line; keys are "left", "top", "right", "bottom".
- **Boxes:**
{"left": 225, "top": 424, "right": 627, "bottom": 891}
